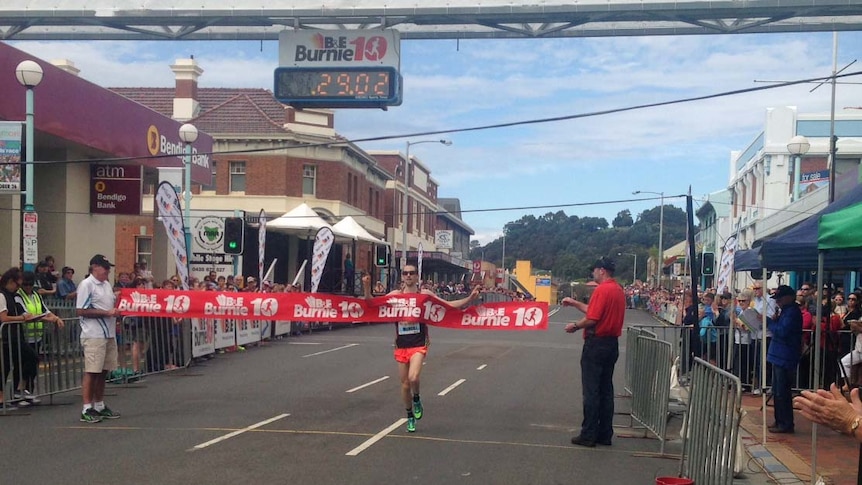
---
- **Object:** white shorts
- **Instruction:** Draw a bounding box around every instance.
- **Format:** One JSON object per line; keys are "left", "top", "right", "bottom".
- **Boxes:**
{"left": 81, "top": 338, "right": 119, "bottom": 373}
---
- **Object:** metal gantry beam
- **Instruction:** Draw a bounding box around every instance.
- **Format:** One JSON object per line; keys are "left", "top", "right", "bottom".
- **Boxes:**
{"left": 2, "top": 1, "right": 862, "bottom": 41}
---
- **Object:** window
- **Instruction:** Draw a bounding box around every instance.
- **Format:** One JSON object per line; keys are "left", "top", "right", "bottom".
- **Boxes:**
{"left": 229, "top": 161, "right": 246, "bottom": 192}
{"left": 201, "top": 160, "right": 217, "bottom": 191}
{"left": 303, "top": 165, "right": 316, "bottom": 196}
{"left": 136, "top": 236, "right": 152, "bottom": 267}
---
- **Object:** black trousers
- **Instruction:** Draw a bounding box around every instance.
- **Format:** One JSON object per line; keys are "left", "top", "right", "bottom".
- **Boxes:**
{"left": 579, "top": 336, "right": 619, "bottom": 442}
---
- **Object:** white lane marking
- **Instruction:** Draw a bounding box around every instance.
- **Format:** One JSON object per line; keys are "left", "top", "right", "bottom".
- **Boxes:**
{"left": 346, "top": 376, "right": 390, "bottom": 393}
{"left": 438, "top": 378, "right": 466, "bottom": 396}
{"left": 190, "top": 414, "right": 290, "bottom": 451}
{"left": 477, "top": 364, "right": 487, "bottom": 371}
{"left": 302, "top": 343, "right": 358, "bottom": 358}
{"left": 287, "top": 342, "right": 322, "bottom": 345}
{"left": 345, "top": 418, "right": 407, "bottom": 456}
{"left": 548, "top": 307, "right": 561, "bottom": 317}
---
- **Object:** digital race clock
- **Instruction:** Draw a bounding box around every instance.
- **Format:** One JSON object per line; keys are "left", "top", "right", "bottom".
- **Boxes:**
{"left": 273, "top": 66, "right": 402, "bottom": 108}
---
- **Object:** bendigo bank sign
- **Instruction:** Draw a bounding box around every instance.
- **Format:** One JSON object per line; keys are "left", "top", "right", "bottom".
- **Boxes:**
{"left": 90, "top": 164, "right": 142, "bottom": 215}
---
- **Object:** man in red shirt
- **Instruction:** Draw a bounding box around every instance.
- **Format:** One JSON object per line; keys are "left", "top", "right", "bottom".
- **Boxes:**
{"left": 561, "top": 256, "right": 626, "bottom": 447}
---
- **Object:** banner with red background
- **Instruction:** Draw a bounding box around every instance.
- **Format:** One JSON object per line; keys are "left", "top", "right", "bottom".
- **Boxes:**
{"left": 117, "top": 289, "right": 547, "bottom": 331}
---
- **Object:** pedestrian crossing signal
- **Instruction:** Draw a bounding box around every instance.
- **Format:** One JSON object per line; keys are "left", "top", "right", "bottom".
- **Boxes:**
{"left": 223, "top": 217, "right": 245, "bottom": 255}
{"left": 375, "top": 245, "right": 389, "bottom": 267}
{"left": 702, "top": 252, "right": 715, "bottom": 275}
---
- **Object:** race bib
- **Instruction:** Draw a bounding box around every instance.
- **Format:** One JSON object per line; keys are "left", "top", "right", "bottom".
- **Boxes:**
{"left": 397, "top": 322, "right": 420, "bottom": 335}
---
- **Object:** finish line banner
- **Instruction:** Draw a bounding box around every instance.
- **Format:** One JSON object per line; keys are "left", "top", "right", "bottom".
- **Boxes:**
{"left": 117, "top": 289, "right": 547, "bottom": 331}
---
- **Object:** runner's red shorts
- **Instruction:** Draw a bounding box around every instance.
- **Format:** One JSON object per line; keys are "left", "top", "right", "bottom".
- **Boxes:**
{"left": 394, "top": 346, "right": 428, "bottom": 364}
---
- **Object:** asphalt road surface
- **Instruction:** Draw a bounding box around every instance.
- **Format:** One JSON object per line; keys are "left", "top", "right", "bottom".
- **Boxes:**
{"left": 0, "top": 307, "right": 770, "bottom": 485}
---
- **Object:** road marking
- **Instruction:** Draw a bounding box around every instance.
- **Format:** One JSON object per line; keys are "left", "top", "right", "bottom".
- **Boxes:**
{"left": 438, "top": 378, "right": 466, "bottom": 396}
{"left": 346, "top": 376, "right": 390, "bottom": 393}
{"left": 345, "top": 418, "right": 407, "bottom": 456}
{"left": 302, "top": 343, "right": 358, "bottom": 358}
{"left": 189, "top": 413, "right": 289, "bottom": 451}
{"left": 477, "top": 364, "right": 487, "bottom": 371}
{"left": 287, "top": 342, "right": 322, "bottom": 345}
{"left": 548, "top": 307, "right": 561, "bottom": 317}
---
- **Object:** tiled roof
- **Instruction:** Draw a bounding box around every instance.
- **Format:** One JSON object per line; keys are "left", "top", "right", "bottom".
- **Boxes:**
{"left": 110, "top": 87, "right": 290, "bottom": 136}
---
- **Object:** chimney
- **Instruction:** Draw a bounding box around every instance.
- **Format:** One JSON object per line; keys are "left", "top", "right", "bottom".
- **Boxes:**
{"left": 170, "top": 57, "right": 203, "bottom": 121}
{"left": 51, "top": 59, "right": 80, "bottom": 76}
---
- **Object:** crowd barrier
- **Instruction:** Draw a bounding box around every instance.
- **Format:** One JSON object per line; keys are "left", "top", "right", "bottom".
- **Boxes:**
{"left": 1, "top": 318, "right": 84, "bottom": 413}
{"left": 627, "top": 330, "right": 674, "bottom": 454}
{"left": 680, "top": 358, "right": 743, "bottom": 485}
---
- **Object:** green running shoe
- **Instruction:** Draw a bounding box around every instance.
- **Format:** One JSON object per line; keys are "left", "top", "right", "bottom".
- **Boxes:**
{"left": 412, "top": 399, "right": 423, "bottom": 420}
{"left": 406, "top": 416, "right": 416, "bottom": 433}
{"left": 80, "top": 408, "right": 103, "bottom": 424}
{"left": 98, "top": 406, "right": 121, "bottom": 419}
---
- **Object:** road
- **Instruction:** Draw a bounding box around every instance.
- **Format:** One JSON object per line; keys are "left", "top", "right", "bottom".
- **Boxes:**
{"left": 0, "top": 307, "right": 770, "bottom": 484}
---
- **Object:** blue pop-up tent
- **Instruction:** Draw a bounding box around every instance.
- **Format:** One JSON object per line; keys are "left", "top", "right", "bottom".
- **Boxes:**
{"left": 759, "top": 183, "right": 862, "bottom": 271}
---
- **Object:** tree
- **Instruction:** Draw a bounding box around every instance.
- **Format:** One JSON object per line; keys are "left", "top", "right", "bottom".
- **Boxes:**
{"left": 612, "top": 210, "right": 634, "bottom": 228}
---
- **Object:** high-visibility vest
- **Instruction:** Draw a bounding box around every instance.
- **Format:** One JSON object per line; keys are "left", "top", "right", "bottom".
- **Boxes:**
{"left": 18, "top": 289, "right": 45, "bottom": 343}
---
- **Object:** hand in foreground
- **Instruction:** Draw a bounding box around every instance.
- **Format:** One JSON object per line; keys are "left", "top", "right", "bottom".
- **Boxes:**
{"left": 564, "top": 322, "right": 580, "bottom": 333}
{"left": 794, "top": 383, "right": 862, "bottom": 435}
{"left": 361, "top": 274, "right": 371, "bottom": 288}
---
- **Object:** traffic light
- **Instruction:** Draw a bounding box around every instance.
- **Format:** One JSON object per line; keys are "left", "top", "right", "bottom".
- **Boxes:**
{"left": 223, "top": 217, "right": 245, "bottom": 255}
{"left": 702, "top": 252, "right": 715, "bottom": 276}
{"left": 374, "top": 245, "right": 389, "bottom": 267}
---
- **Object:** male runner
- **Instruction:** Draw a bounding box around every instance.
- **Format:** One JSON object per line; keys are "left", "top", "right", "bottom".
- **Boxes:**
{"left": 363, "top": 265, "right": 480, "bottom": 432}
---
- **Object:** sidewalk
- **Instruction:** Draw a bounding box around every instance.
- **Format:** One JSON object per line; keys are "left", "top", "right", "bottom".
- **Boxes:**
{"left": 739, "top": 393, "right": 859, "bottom": 485}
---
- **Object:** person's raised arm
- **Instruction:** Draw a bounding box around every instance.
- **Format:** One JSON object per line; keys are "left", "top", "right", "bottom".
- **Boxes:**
{"left": 440, "top": 285, "right": 481, "bottom": 309}
{"left": 362, "top": 274, "right": 373, "bottom": 300}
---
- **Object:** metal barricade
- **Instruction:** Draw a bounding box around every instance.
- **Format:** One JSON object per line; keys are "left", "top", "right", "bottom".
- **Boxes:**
{"left": 629, "top": 334, "right": 673, "bottom": 454}
{"left": 2, "top": 318, "right": 85, "bottom": 413}
{"left": 624, "top": 326, "right": 656, "bottom": 396}
{"left": 680, "top": 357, "right": 742, "bottom": 485}
{"left": 114, "top": 316, "right": 192, "bottom": 381}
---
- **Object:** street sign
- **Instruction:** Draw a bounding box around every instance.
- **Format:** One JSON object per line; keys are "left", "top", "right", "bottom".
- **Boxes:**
{"left": 22, "top": 212, "right": 37, "bottom": 265}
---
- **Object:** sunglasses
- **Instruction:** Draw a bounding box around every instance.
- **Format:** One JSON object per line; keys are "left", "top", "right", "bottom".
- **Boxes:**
{"left": 801, "top": 287, "right": 811, "bottom": 291}
{"left": 850, "top": 297, "right": 858, "bottom": 301}
{"left": 402, "top": 271, "right": 418, "bottom": 276}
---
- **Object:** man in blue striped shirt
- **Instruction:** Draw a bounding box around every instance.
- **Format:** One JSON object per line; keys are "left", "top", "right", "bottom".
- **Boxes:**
{"left": 76, "top": 254, "right": 122, "bottom": 424}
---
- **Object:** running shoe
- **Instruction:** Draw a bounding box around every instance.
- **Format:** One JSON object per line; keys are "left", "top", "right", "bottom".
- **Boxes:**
{"left": 406, "top": 416, "right": 416, "bottom": 433}
{"left": 80, "top": 408, "right": 103, "bottom": 424}
{"left": 21, "top": 390, "right": 41, "bottom": 404}
{"left": 98, "top": 406, "right": 121, "bottom": 419}
{"left": 412, "top": 399, "right": 423, "bottom": 420}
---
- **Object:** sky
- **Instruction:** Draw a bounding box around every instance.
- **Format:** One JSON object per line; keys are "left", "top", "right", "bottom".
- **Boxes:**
{"left": 11, "top": 31, "right": 862, "bottom": 246}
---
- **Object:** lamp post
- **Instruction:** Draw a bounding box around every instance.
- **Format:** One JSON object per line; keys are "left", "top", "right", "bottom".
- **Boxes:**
{"left": 400, "top": 139, "right": 451, "bottom": 269}
{"left": 618, "top": 252, "right": 637, "bottom": 284}
{"left": 179, "top": 123, "right": 198, "bottom": 277}
{"left": 15, "top": 60, "right": 44, "bottom": 272}
{"left": 787, "top": 135, "right": 811, "bottom": 202}
{"left": 633, "top": 190, "right": 663, "bottom": 288}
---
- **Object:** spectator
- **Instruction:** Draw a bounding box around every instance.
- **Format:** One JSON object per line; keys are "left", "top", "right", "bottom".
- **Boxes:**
{"left": 373, "top": 281, "right": 386, "bottom": 294}
{"left": 733, "top": 290, "right": 755, "bottom": 391}
{"left": 244, "top": 277, "right": 258, "bottom": 293}
{"left": 344, "top": 253, "right": 355, "bottom": 295}
{"left": 57, "top": 266, "right": 78, "bottom": 300}
{"left": 767, "top": 285, "right": 803, "bottom": 434}
{"left": 119, "top": 277, "right": 147, "bottom": 378}
{"left": 0, "top": 267, "right": 41, "bottom": 407}
{"left": 18, "top": 271, "right": 64, "bottom": 398}
{"left": 43, "top": 255, "right": 59, "bottom": 285}
{"left": 114, "top": 272, "right": 133, "bottom": 290}
{"left": 34, "top": 261, "right": 56, "bottom": 298}
{"left": 839, "top": 291, "right": 862, "bottom": 390}
{"left": 136, "top": 260, "right": 154, "bottom": 289}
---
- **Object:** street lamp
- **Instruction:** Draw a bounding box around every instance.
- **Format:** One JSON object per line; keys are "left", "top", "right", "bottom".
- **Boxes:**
{"left": 787, "top": 135, "right": 811, "bottom": 202}
{"left": 179, "top": 123, "right": 198, "bottom": 281}
{"left": 618, "top": 252, "right": 637, "bottom": 284}
{"left": 16, "top": 60, "right": 44, "bottom": 272}
{"left": 632, "top": 190, "right": 664, "bottom": 288}
{"left": 399, "top": 139, "right": 451, "bottom": 269}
